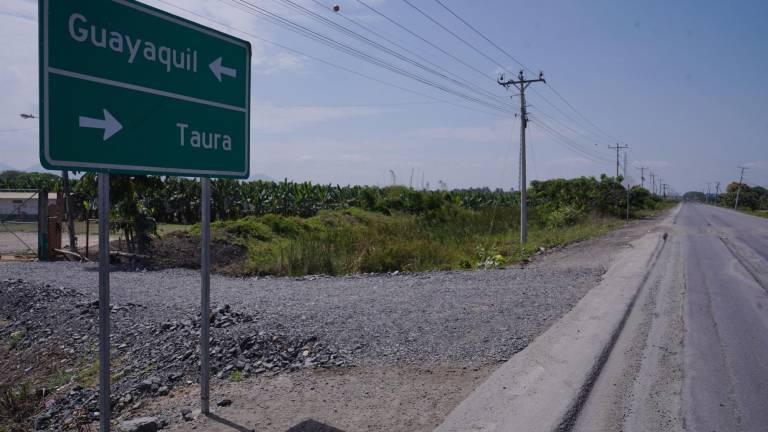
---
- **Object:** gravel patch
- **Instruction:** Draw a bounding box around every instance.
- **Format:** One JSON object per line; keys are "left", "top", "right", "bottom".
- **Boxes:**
{"left": 0, "top": 215, "right": 667, "bottom": 430}
{"left": 0, "top": 261, "right": 603, "bottom": 365}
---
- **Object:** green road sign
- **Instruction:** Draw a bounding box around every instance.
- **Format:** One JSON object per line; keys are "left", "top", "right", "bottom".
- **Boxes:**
{"left": 39, "top": 0, "right": 251, "bottom": 178}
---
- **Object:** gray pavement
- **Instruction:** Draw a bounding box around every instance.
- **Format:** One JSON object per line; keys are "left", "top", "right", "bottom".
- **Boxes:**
{"left": 681, "top": 204, "right": 768, "bottom": 432}
{"left": 573, "top": 203, "right": 768, "bottom": 432}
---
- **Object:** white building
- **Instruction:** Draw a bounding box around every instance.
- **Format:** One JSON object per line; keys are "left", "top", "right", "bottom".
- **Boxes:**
{"left": 0, "top": 191, "right": 59, "bottom": 221}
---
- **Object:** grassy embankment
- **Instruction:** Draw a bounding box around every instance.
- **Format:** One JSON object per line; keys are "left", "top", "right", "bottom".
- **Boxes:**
{"left": 189, "top": 206, "right": 623, "bottom": 276}
{"left": 633, "top": 200, "right": 678, "bottom": 218}
{"left": 738, "top": 209, "right": 768, "bottom": 219}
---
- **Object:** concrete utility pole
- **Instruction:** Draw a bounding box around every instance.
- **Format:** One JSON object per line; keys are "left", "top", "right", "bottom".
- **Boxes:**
{"left": 637, "top": 166, "right": 647, "bottom": 189}
{"left": 650, "top": 172, "right": 658, "bottom": 196}
{"left": 608, "top": 143, "right": 629, "bottom": 179}
{"left": 715, "top": 181, "right": 721, "bottom": 206}
{"left": 498, "top": 70, "right": 546, "bottom": 246}
{"left": 734, "top": 166, "right": 748, "bottom": 210}
{"left": 624, "top": 152, "right": 630, "bottom": 220}
{"left": 706, "top": 182, "right": 711, "bottom": 204}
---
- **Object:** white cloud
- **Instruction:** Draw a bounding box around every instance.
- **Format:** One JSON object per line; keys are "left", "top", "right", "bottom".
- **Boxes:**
{"left": 744, "top": 160, "right": 768, "bottom": 170}
{"left": 633, "top": 160, "right": 670, "bottom": 169}
{"left": 251, "top": 104, "right": 382, "bottom": 133}
{"left": 404, "top": 119, "right": 515, "bottom": 143}
{"left": 544, "top": 156, "right": 593, "bottom": 167}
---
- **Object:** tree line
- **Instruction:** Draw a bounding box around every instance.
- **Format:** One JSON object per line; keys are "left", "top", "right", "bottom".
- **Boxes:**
{"left": 2, "top": 170, "right": 668, "bottom": 253}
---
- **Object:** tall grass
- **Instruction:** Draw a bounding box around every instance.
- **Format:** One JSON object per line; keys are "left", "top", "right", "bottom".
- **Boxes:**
{"left": 202, "top": 204, "right": 623, "bottom": 276}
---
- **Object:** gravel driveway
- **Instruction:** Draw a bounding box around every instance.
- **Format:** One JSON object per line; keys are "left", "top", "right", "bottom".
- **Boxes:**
{"left": 0, "top": 216, "right": 663, "bottom": 431}
{"left": 2, "top": 262, "right": 601, "bottom": 366}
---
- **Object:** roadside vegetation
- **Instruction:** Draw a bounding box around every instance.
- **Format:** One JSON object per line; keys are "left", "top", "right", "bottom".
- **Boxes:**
{"left": 2, "top": 170, "right": 672, "bottom": 275}
{"left": 684, "top": 183, "right": 768, "bottom": 217}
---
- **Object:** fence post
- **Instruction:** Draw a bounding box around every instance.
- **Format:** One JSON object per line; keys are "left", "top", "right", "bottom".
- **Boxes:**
{"left": 37, "top": 189, "right": 49, "bottom": 260}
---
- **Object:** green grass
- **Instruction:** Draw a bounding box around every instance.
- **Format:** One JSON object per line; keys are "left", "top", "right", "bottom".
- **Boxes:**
{"left": 229, "top": 370, "right": 243, "bottom": 382}
{"left": 76, "top": 359, "right": 99, "bottom": 387}
{"left": 0, "top": 383, "right": 42, "bottom": 432}
{"left": 156, "top": 223, "right": 193, "bottom": 235}
{"left": 633, "top": 200, "right": 677, "bottom": 218}
{"left": 48, "top": 369, "right": 74, "bottom": 388}
{"left": 737, "top": 209, "right": 768, "bottom": 218}
{"left": 7, "top": 330, "right": 25, "bottom": 350}
{"left": 185, "top": 205, "right": 628, "bottom": 277}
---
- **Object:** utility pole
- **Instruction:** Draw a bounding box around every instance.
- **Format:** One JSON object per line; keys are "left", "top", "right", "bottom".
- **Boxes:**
{"left": 734, "top": 166, "right": 748, "bottom": 210}
{"left": 498, "top": 70, "right": 546, "bottom": 246}
{"left": 637, "top": 166, "right": 647, "bottom": 189}
{"left": 624, "top": 152, "right": 630, "bottom": 220}
{"left": 706, "top": 182, "right": 711, "bottom": 204}
{"left": 650, "top": 172, "right": 657, "bottom": 196}
{"left": 608, "top": 143, "right": 629, "bottom": 179}
{"left": 715, "top": 181, "right": 721, "bottom": 206}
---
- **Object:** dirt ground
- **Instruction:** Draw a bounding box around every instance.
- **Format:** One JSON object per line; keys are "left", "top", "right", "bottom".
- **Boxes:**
{"left": 0, "top": 210, "right": 670, "bottom": 432}
{"left": 134, "top": 365, "right": 492, "bottom": 432}
{"left": 127, "top": 215, "right": 668, "bottom": 432}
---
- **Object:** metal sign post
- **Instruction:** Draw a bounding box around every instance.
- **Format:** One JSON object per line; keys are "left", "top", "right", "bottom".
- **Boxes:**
{"left": 39, "top": 0, "right": 251, "bottom": 429}
{"left": 200, "top": 178, "right": 211, "bottom": 414}
{"left": 98, "top": 173, "right": 111, "bottom": 431}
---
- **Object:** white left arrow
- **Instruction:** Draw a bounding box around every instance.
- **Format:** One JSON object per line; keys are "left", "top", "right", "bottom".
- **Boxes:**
{"left": 79, "top": 109, "right": 123, "bottom": 141}
{"left": 209, "top": 57, "right": 238, "bottom": 82}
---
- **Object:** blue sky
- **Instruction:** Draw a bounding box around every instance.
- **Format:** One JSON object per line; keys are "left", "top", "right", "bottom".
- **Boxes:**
{"left": 1, "top": 0, "right": 766, "bottom": 193}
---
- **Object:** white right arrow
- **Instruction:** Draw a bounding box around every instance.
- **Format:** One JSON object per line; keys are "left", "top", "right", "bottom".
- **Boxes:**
{"left": 79, "top": 109, "right": 123, "bottom": 141}
{"left": 209, "top": 57, "right": 238, "bottom": 82}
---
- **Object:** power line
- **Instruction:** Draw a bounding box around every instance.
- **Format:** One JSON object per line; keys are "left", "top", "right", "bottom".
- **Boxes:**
{"left": 371, "top": 0, "right": 621, "bottom": 156}
{"left": 531, "top": 118, "right": 614, "bottom": 164}
{"left": 433, "top": 0, "right": 527, "bottom": 70}
{"left": 402, "top": 0, "right": 509, "bottom": 73}
{"left": 355, "top": 0, "right": 498, "bottom": 84}
{"left": 275, "top": 0, "right": 513, "bottom": 108}
{"left": 223, "top": 0, "right": 515, "bottom": 113}
{"left": 361, "top": 0, "right": 616, "bottom": 151}
{"left": 307, "top": 0, "right": 509, "bottom": 107}
{"left": 430, "top": 0, "right": 618, "bottom": 142}
{"left": 528, "top": 106, "right": 613, "bottom": 160}
{"left": 154, "top": 0, "right": 508, "bottom": 118}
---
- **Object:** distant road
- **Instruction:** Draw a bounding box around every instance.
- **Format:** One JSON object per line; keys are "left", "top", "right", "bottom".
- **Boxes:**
{"left": 574, "top": 203, "right": 768, "bottom": 432}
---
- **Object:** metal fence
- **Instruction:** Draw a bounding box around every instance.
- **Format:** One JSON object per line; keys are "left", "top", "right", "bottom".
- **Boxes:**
{"left": 0, "top": 190, "right": 39, "bottom": 256}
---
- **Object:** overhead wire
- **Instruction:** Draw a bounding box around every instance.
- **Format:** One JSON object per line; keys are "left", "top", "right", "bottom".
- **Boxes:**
{"left": 430, "top": 0, "right": 619, "bottom": 143}
{"left": 529, "top": 117, "right": 614, "bottom": 164}
{"left": 287, "top": 0, "right": 621, "bottom": 174}
{"left": 355, "top": 0, "right": 499, "bottom": 85}
{"left": 162, "top": 0, "right": 622, "bottom": 172}
{"left": 306, "top": 0, "right": 510, "bottom": 107}
{"left": 223, "top": 0, "right": 515, "bottom": 113}
{"left": 153, "top": 0, "right": 508, "bottom": 118}
{"left": 272, "top": 0, "right": 514, "bottom": 108}
{"left": 528, "top": 105, "right": 609, "bottom": 156}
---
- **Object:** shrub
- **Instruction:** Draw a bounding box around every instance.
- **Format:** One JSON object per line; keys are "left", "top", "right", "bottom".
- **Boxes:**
{"left": 544, "top": 205, "right": 584, "bottom": 229}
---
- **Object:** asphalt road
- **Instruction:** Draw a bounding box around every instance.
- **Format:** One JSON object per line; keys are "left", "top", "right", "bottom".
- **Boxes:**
{"left": 573, "top": 203, "right": 768, "bottom": 432}
{"left": 682, "top": 203, "right": 768, "bottom": 432}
